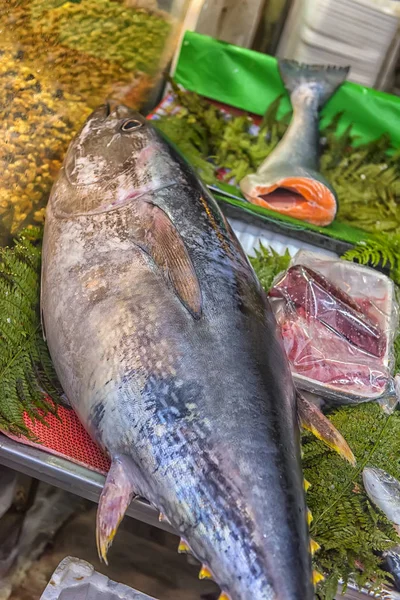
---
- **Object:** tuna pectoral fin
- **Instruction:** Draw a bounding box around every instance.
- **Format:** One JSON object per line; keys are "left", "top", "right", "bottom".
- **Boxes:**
{"left": 96, "top": 456, "right": 137, "bottom": 564}
{"left": 133, "top": 201, "right": 202, "bottom": 319}
{"left": 297, "top": 392, "right": 356, "bottom": 466}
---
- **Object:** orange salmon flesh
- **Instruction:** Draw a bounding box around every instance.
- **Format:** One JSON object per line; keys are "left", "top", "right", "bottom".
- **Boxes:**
{"left": 243, "top": 177, "right": 337, "bottom": 227}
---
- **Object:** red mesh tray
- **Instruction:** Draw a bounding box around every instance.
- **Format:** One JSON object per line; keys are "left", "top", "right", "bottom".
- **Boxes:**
{"left": 1, "top": 406, "right": 111, "bottom": 475}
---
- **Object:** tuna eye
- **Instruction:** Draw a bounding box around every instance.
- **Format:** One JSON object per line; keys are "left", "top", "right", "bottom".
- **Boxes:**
{"left": 121, "top": 119, "right": 142, "bottom": 132}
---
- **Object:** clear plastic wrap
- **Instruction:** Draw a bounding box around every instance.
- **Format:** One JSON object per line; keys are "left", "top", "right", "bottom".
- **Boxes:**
{"left": 269, "top": 251, "right": 399, "bottom": 411}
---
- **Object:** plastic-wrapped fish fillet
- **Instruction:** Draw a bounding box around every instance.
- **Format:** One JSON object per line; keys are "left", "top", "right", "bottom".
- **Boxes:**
{"left": 269, "top": 250, "right": 399, "bottom": 408}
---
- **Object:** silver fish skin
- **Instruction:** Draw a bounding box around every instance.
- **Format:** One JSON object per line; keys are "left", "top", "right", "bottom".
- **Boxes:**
{"left": 41, "top": 104, "right": 314, "bottom": 600}
{"left": 363, "top": 467, "right": 400, "bottom": 528}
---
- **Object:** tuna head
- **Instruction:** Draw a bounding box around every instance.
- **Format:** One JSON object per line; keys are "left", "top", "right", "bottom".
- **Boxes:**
{"left": 52, "top": 103, "right": 180, "bottom": 218}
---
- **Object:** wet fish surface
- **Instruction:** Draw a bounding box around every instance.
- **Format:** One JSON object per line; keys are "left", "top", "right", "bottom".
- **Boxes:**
{"left": 240, "top": 60, "right": 349, "bottom": 226}
{"left": 41, "top": 104, "right": 315, "bottom": 599}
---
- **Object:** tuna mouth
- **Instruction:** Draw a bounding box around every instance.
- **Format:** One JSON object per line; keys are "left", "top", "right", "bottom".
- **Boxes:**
{"left": 244, "top": 177, "right": 337, "bottom": 227}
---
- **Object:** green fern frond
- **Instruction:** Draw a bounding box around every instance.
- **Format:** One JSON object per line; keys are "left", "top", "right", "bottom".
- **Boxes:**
{"left": 342, "top": 233, "right": 400, "bottom": 285}
{"left": 154, "top": 117, "right": 216, "bottom": 184}
{"left": 0, "top": 226, "right": 62, "bottom": 437}
{"left": 249, "top": 243, "right": 291, "bottom": 292}
{"left": 306, "top": 403, "right": 400, "bottom": 599}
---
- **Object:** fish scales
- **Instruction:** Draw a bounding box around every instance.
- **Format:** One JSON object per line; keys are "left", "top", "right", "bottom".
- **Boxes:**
{"left": 41, "top": 105, "right": 314, "bottom": 599}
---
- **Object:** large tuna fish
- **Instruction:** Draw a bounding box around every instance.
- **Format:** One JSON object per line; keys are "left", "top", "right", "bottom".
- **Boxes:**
{"left": 41, "top": 104, "right": 320, "bottom": 599}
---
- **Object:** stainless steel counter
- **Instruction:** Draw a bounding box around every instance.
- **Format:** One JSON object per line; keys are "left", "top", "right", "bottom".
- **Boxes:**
{"left": 0, "top": 433, "right": 174, "bottom": 534}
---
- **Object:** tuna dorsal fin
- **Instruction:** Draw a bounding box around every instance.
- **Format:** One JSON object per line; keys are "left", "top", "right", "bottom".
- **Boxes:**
{"left": 133, "top": 201, "right": 202, "bottom": 319}
{"left": 96, "top": 456, "right": 137, "bottom": 564}
{"left": 297, "top": 391, "right": 356, "bottom": 466}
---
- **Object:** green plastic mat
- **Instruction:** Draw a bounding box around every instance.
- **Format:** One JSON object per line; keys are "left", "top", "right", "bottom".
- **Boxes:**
{"left": 173, "top": 31, "right": 400, "bottom": 246}
{"left": 213, "top": 192, "right": 368, "bottom": 246}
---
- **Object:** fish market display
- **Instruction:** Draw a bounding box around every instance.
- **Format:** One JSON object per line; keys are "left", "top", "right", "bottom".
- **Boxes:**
{"left": 40, "top": 103, "right": 320, "bottom": 600}
{"left": 269, "top": 251, "right": 398, "bottom": 405}
{"left": 239, "top": 60, "right": 348, "bottom": 226}
{"left": 0, "top": 226, "right": 395, "bottom": 597}
{"left": 0, "top": 0, "right": 174, "bottom": 243}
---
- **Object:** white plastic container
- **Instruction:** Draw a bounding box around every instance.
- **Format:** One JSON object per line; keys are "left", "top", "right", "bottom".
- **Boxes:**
{"left": 269, "top": 250, "right": 399, "bottom": 406}
{"left": 276, "top": 0, "right": 400, "bottom": 89}
{"left": 40, "top": 557, "right": 155, "bottom": 600}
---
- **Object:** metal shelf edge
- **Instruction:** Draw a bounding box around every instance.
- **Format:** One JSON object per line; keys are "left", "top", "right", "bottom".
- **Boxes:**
{"left": 0, "top": 434, "right": 175, "bottom": 534}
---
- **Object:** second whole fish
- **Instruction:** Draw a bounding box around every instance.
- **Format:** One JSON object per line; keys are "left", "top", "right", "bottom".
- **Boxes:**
{"left": 240, "top": 60, "right": 349, "bottom": 227}
{"left": 363, "top": 467, "right": 400, "bottom": 591}
{"left": 363, "top": 467, "right": 400, "bottom": 533}
{"left": 41, "top": 104, "right": 353, "bottom": 598}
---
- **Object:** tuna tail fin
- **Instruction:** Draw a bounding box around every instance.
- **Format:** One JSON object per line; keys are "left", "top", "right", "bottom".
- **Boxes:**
{"left": 278, "top": 59, "right": 349, "bottom": 107}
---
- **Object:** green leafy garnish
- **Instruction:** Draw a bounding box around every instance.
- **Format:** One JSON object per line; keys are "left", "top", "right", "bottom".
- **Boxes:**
{"left": 306, "top": 403, "right": 400, "bottom": 599}
{"left": 343, "top": 233, "right": 400, "bottom": 285}
{"left": 249, "top": 243, "right": 291, "bottom": 291}
{"left": 0, "top": 227, "right": 62, "bottom": 437}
